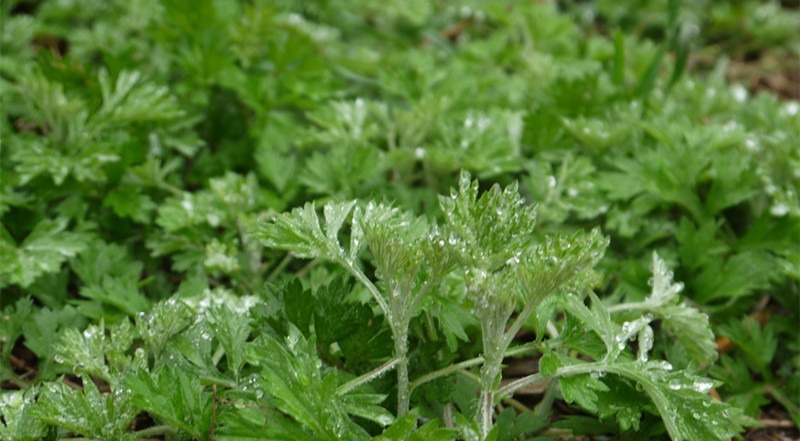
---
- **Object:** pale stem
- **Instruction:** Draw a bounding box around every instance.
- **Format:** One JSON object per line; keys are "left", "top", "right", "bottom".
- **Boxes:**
{"left": 408, "top": 341, "right": 540, "bottom": 392}
{"left": 392, "top": 320, "right": 411, "bottom": 417}
{"left": 336, "top": 357, "right": 400, "bottom": 395}
{"left": 476, "top": 303, "right": 512, "bottom": 441}
{"left": 340, "top": 258, "right": 393, "bottom": 324}
{"left": 410, "top": 356, "right": 485, "bottom": 392}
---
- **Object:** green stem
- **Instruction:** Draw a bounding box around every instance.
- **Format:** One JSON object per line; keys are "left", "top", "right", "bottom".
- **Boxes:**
{"left": 409, "top": 341, "right": 541, "bottom": 392}
{"left": 136, "top": 424, "right": 177, "bottom": 438}
{"left": 211, "top": 344, "right": 225, "bottom": 366}
{"left": 606, "top": 302, "right": 654, "bottom": 314}
{"left": 410, "top": 357, "right": 485, "bottom": 392}
{"left": 265, "top": 253, "right": 293, "bottom": 284}
{"left": 476, "top": 301, "right": 514, "bottom": 441}
{"left": 534, "top": 379, "right": 558, "bottom": 417}
{"left": 337, "top": 358, "right": 399, "bottom": 395}
{"left": 478, "top": 360, "right": 501, "bottom": 440}
{"left": 340, "top": 258, "right": 392, "bottom": 320}
{"left": 393, "top": 324, "right": 411, "bottom": 417}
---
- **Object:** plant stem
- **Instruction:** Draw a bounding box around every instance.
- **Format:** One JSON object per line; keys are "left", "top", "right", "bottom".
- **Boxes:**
{"left": 410, "top": 356, "right": 485, "bottom": 391}
{"left": 409, "top": 341, "right": 541, "bottom": 392}
{"left": 340, "top": 258, "right": 392, "bottom": 321}
{"left": 265, "top": 253, "right": 293, "bottom": 284}
{"left": 478, "top": 360, "right": 501, "bottom": 440}
{"left": 476, "top": 301, "right": 514, "bottom": 441}
{"left": 337, "top": 358, "right": 400, "bottom": 395}
{"left": 136, "top": 424, "right": 177, "bottom": 438}
{"left": 393, "top": 324, "right": 411, "bottom": 417}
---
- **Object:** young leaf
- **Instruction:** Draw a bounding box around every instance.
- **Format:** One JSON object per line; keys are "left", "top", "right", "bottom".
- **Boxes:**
{"left": 439, "top": 171, "right": 537, "bottom": 271}
{"left": 207, "top": 303, "right": 251, "bottom": 379}
{"left": 255, "top": 201, "right": 356, "bottom": 260}
{"left": 608, "top": 253, "right": 717, "bottom": 366}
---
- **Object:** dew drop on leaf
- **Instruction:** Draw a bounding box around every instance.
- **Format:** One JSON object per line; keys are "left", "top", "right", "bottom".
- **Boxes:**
{"left": 692, "top": 378, "right": 713, "bottom": 394}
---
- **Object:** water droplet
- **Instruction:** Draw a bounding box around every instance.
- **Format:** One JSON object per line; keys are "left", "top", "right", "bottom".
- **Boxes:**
{"left": 692, "top": 378, "right": 713, "bottom": 394}
{"left": 668, "top": 379, "right": 683, "bottom": 390}
{"left": 770, "top": 203, "right": 789, "bottom": 217}
{"left": 731, "top": 85, "right": 748, "bottom": 102}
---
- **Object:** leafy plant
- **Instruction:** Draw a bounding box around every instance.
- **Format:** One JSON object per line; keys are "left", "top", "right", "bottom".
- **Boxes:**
{"left": 1, "top": 0, "right": 797, "bottom": 439}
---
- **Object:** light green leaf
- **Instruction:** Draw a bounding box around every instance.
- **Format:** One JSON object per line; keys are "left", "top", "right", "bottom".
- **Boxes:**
{"left": 0, "top": 219, "right": 91, "bottom": 287}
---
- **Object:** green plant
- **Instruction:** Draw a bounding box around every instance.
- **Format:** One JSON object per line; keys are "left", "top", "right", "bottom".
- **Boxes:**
{"left": 2, "top": 0, "right": 797, "bottom": 439}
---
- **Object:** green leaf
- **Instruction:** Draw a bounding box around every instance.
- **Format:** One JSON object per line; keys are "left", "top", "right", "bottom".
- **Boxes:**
{"left": 22, "top": 306, "right": 84, "bottom": 379}
{"left": 78, "top": 276, "right": 150, "bottom": 319}
{"left": 208, "top": 304, "right": 251, "bottom": 379}
{"left": 136, "top": 297, "right": 193, "bottom": 356}
{"left": 255, "top": 201, "right": 356, "bottom": 260}
{"left": 373, "top": 411, "right": 458, "bottom": 441}
{"left": 439, "top": 171, "right": 537, "bottom": 272}
{"left": 494, "top": 407, "right": 547, "bottom": 441}
{"left": 250, "top": 325, "right": 382, "bottom": 441}
{"left": 717, "top": 316, "right": 778, "bottom": 376}
{"left": 54, "top": 324, "right": 111, "bottom": 381}
{"left": 102, "top": 186, "right": 157, "bottom": 224}
{"left": 515, "top": 228, "right": 608, "bottom": 307}
{"left": 610, "top": 253, "right": 718, "bottom": 366}
{"left": 545, "top": 353, "right": 750, "bottom": 440}
{"left": 126, "top": 365, "right": 213, "bottom": 440}
{"left": 33, "top": 376, "right": 137, "bottom": 441}
{"left": 0, "top": 297, "right": 33, "bottom": 360}
{"left": 0, "top": 388, "right": 49, "bottom": 441}
{"left": 71, "top": 239, "right": 143, "bottom": 285}
{"left": 0, "top": 219, "right": 91, "bottom": 287}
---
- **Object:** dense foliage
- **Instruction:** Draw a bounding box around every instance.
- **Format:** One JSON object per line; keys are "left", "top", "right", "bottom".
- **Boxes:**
{"left": 1, "top": 0, "right": 798, "bottom": 440}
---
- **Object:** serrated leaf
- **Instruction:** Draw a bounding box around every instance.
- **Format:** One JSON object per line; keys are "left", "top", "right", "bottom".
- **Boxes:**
{"left": 250, "top": 324, "right": 379, "bottom": 441}
{"left": 136, "top": 298, "right": 193, "bottom": 356}
{"left": 79, "top": 276, "right": 150, "bottom": 319}
{"left": 71, "top": 240, "right": 143, "bottom": 286}
{"left": 515, "top": 228, "right": 608, "bottom": 306}
{"left": 22, "top": 306, "right": 84, "bottom": 379}
{"left": 0, "top": 388, "right": 49, "bottom": 441}
{"left": 439, "top": 171, "right": 537, "bottom": 271}
{"left": 609, "top": 253, "right": 718, "bottom": 366}
{"left": 33, "top": 376, "right": 137, "bottom": 441}
{"left": 0, "top": 219, "right": 91, "bottom": 287}
{"left": 717, "top": 316, "right": 778, "bottom": 376}
{"left": 208, "top": 304, "right": 251, "bottom": 379}
{"left": 54, "top": 324, "right": 112, "bottom": 381}
{"left": 560, "top": 292, "right": 622, "bottom": 361}
{"left": 373, "top": 411, "right": 458, "bottom": 441}
{"left": 0, "top": 297, "right": 33, "bottom": 360}
{"left": 103, "top": 186, "right": 157, "bottom": 223}
{"left": 255, "top": 201, "right": 355, "bottom": 260}
{"left": 545, "top": 354, "right": 749, "bottom": 440}
{"left": 126, "top": 365, "right": 213, "bottom": 440}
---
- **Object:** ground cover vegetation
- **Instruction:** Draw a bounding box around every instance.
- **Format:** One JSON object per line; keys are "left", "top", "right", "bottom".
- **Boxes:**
{"left": 0, "top": 0, "right": 798, "bottom": 440}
